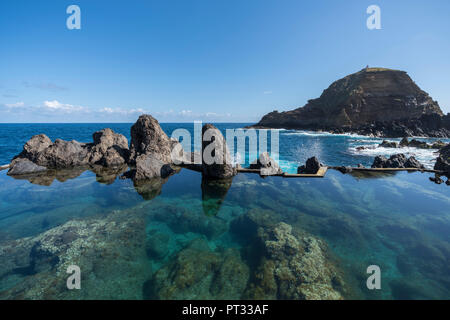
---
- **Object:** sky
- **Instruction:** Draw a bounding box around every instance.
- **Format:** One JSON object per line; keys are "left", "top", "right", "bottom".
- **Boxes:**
{"left": 1, "top": 0, "right": 450, "bottom": 123}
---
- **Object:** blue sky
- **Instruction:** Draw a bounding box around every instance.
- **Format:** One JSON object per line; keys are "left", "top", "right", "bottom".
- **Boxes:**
{"left": 1, "top": 0, "right": 450, "bottom": 123}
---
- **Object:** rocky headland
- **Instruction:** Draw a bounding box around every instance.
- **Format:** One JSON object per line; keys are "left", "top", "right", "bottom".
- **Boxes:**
{"left": 253, "top": 68, "right": 450, "bottom": 138}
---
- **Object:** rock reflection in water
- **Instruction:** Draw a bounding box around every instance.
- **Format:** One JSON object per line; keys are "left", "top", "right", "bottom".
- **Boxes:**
{"left": 201, "top": 177, "right": 233, "bottom": 216}
{"left": 8, "top": 165, "right": 129, "bottom": 187}
{"left": 133, "top": 178, "right": 167, "bottom": 201}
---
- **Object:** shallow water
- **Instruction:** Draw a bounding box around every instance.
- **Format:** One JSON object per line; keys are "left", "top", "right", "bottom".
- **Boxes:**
{"left": 0, "top": 166, "right": 449, "bottom": 300}
{"left": 0, "top": 123, "right": 449, "bottom": 299}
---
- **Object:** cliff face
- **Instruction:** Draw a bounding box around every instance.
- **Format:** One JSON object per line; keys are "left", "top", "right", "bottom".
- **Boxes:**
{"left": 256, "top": 68, "right": 449, "bottom": 137}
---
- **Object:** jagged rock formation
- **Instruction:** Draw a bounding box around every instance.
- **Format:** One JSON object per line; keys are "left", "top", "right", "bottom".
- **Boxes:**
{"left": 249, "top": 152, "right": 283, "bottom": 176}
{"left": 8, "top": 114, "right": 185, "bottom": 182}
{"left": 8, "top": 129, "right": 130, "bottom": 176}
{"left": 255, "top": 68, "right": 450, "bottom": 137}
{"left": 298, "top": 156, "right": 323, "bottom": 174}
{"left": 130, "top": 114, "right": 181, "bottom": 163}
{"left": 371, "top": 154, "right": 424, "bottom": 169}
{"left": 201, "top": 124, "right": 237, "bottom": 179}
{"left": 379, "top": 140, "right": 399, "bottom": 148}
{"left": 434, "top": 144, "right": 450, "bottom": 176}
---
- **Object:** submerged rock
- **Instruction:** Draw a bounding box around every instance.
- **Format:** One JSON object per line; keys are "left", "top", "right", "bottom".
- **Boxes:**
{"left": 0, "top": 210, "right": 150, "bottom": 299}
{"left": 147, "top": 238, "right": 249, "bottom": 299}
{"left": 244, "top": 221, "right": 344, "bottom": 300}
{"left": 249, "top": 152, "right": 283, "bottom": 176}
{"left": 371, "top": 154, "right": 425, "bottom": 169}
{"left": 230, "top": 210, "right": 346, "bottom": 300}
{"left": 297, "top": 156, "right": 323, "bottom": 174}
{"left": 201, "top": 124, "right": 237, "bottom": 179}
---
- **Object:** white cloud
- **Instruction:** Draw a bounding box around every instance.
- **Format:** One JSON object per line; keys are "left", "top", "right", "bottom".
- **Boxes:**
{"left": 5, "top": 101, "right": 25, "bottom": 108}
{"left": 43, "top": 100, "right": 86, "bottom": 112}
{"left": 99, "top": 107, "right": 146, "bottom": 115}
{"left": 179, "top": 110, "right": 193, "bottom": 116}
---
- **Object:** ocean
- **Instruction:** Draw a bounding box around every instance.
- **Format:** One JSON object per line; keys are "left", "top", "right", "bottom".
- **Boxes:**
{"left": 0, "top": 123, "right": 449, "bottom": 299}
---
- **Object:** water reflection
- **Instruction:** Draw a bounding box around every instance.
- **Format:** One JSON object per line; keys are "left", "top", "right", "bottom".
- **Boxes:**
{"left": 201, "top": 177, "right": 233, "bottom": 216}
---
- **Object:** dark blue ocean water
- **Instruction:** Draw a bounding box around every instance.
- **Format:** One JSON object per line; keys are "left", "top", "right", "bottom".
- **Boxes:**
{"left": 0, "top": 123, "right": 447, "bottom": 171}
{"left": 0, "top": 123, "right": 449, "bottom": 300}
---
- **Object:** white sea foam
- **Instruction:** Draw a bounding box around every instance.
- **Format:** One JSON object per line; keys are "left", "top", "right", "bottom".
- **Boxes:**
{"left": 281, "top": 130, "right": 369, "bottom": 138}
{"left": 348, "top": 145, "right": 440, "bottom": 169}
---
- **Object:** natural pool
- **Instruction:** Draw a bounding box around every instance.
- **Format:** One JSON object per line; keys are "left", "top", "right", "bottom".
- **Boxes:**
{"left": 0, "top": 166, "right": 448, "bottom": 299}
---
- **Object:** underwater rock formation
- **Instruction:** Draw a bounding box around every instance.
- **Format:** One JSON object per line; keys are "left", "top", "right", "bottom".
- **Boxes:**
{"left": 248, "top": 222, "right": 343, "bottom": 300}
{"left": 371, "top": 154, "right": 425, "bottom": 169}
{"left": 201, "top": 124, "right": 237, "bottom": 179}
{"left": 254, "top": 68, "right": 450, "bottom": 137}
{"left": 201, "top": 177, "right": 233, "bottom": 216}
{"left": 147, "top": 238, "right": 249, "bottom": 299}
{"left": 231, "top": 209, "right": 346, "bottom": 300}
{"left": 148, "top": 201, "right": 228, "bottom": 240}
{"left": 249, "top": 152, "right": 283, "bottom": 176}
{"left": 0, "top": 210, "right": 150, "bottom": 299}
{"left": 298, "top": 156, "right": 323, "bottom": 174}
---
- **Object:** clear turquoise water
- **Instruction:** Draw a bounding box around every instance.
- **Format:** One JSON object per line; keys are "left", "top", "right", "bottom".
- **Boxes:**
{"left": 0, "top": 124, "right": 449, "bottom": 299}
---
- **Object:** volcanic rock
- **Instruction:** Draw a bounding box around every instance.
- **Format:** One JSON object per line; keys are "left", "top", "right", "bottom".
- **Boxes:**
{"left": 371, "top": 154, "right": 425, "bottom": 169}
{"left": 201, "top": 124, "right": 237, "bottom": 179}
{"left": 130, "top": 114, "right": 178, "bottom": 163}
{"left": 254, "top": 68, "right": 450, "bottom": 137}
{"left": 434, "top": 144, "right": 450, "bottom": 175}
{"left": 249, "top": 152, "right": 283, "bottom": 176}
{"left": 297, "top": 156, "right": 322, "bottom": 174}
